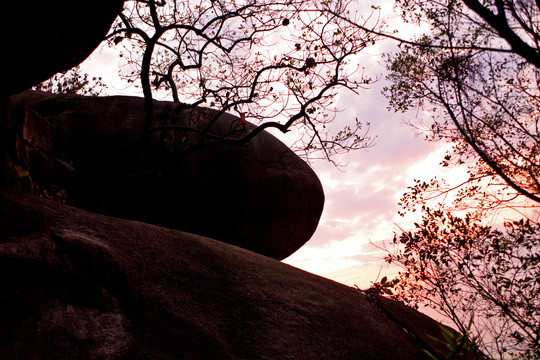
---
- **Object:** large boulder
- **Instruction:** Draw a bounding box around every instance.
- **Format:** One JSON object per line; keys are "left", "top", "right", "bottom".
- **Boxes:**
{"left": 1, "top": 0, "right": 124, "bottom": 96}
{"left": 0, "top": 187, "right": 457, "bottom": 360}
{"left": 1, "top": 91, "right": 324, "bottom": 260}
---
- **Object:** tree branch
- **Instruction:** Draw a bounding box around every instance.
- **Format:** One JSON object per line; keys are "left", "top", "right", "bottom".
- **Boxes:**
{"left": 462, "top": 0, "right": 540, "bottom": 68}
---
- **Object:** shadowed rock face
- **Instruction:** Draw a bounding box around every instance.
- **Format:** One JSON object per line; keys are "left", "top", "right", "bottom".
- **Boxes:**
{"left": 0, "top": 3, "right": 468, "bottom": 359}
{"left": 0, "top": 187, "right": 454, "bottom": 360}
{"left": 0, "top": 0, "right": 124, "bottom": 96}
{"left": 2, "top": 91, "right": 324, "bottom": 260}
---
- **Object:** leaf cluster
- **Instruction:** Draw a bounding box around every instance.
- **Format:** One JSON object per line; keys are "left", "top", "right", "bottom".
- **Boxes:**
{"left": 377, "top": 208, "right": 540, "bottom": 359}
{"left": 424, "top": 319, "right": 486, "bottom": 360}
{"left": 33, "top": 66, "right": 108, "bottom": 96}
{"left": 384, "top": 0, "right": 540, "bottom": 207}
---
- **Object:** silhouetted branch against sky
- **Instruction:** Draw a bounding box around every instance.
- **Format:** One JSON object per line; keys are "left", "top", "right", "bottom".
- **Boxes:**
{"left": 76, "top": 0, "right": 540, "bottom": 306}
{"left": 359, "top": 1, "right": 540, "bottom": 357}
{"left": 104, "top": 0, "right": 386, "bottom": 160}
{"left": 382, "top": 0, "right": 540, "bottom": 216}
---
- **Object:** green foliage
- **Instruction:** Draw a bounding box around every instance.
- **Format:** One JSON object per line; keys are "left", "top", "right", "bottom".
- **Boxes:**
{"left": 424, "top": 318, "right": 486, "bottom": 360}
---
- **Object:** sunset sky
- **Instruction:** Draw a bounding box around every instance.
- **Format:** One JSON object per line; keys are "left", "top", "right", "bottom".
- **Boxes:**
{"left": 278, "top": 14, "right": 455, "bottom": 288}
{"left": 79, "top": 1, "right": 460, "bottom": 289}
{"left": 282, "top": 62, "right": 448, "bottom": 288}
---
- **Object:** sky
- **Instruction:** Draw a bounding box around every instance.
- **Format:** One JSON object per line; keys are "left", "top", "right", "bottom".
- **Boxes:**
{"left": 79, "top": 1, "right": 458, "bottom": 290}
{"left": 282, "top": 72, "right": 446, "bottom": 288}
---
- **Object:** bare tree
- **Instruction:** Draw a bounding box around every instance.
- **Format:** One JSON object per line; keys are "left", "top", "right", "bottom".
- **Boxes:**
{"left": 104, "top": 0, "right": 381, "bottom": 160}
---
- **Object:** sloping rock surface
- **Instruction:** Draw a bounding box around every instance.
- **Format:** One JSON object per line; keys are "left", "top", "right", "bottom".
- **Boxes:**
{"left": 0, "top": 188, "right": 452, "bottom": 360}
{"left": 1, "top": 0, "right": 124, "bottom": 96}
{"left": 1, "top": 91, "right": 324, "bottom": 260}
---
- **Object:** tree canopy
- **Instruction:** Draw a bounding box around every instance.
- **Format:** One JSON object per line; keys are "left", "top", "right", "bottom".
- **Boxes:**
{"left": 374, "top": 0, "right": 540, "bottom": 358}
{"left": 385, "top": 0, "right": 540, "bottom": 215}
{"left": 102, "top": 0, "right": 382, "bottom": 160}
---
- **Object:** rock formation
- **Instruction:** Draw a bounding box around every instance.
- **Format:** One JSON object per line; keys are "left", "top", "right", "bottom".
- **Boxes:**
{"left": 0, "top": 187, "right": 454, "bottom": 360}
{"left": 0, "top": 2, "right": 471, "bottom": 359}
{"left": 1, "top": 0, "right": 124, "bottom": 96}
{"left": 1, "top": 91, "right": 324, "bottom": 260}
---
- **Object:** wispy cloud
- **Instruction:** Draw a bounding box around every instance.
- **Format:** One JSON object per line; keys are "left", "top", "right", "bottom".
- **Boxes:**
{"left": 283, "top": 69, "right": 446, "bottom": 287}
